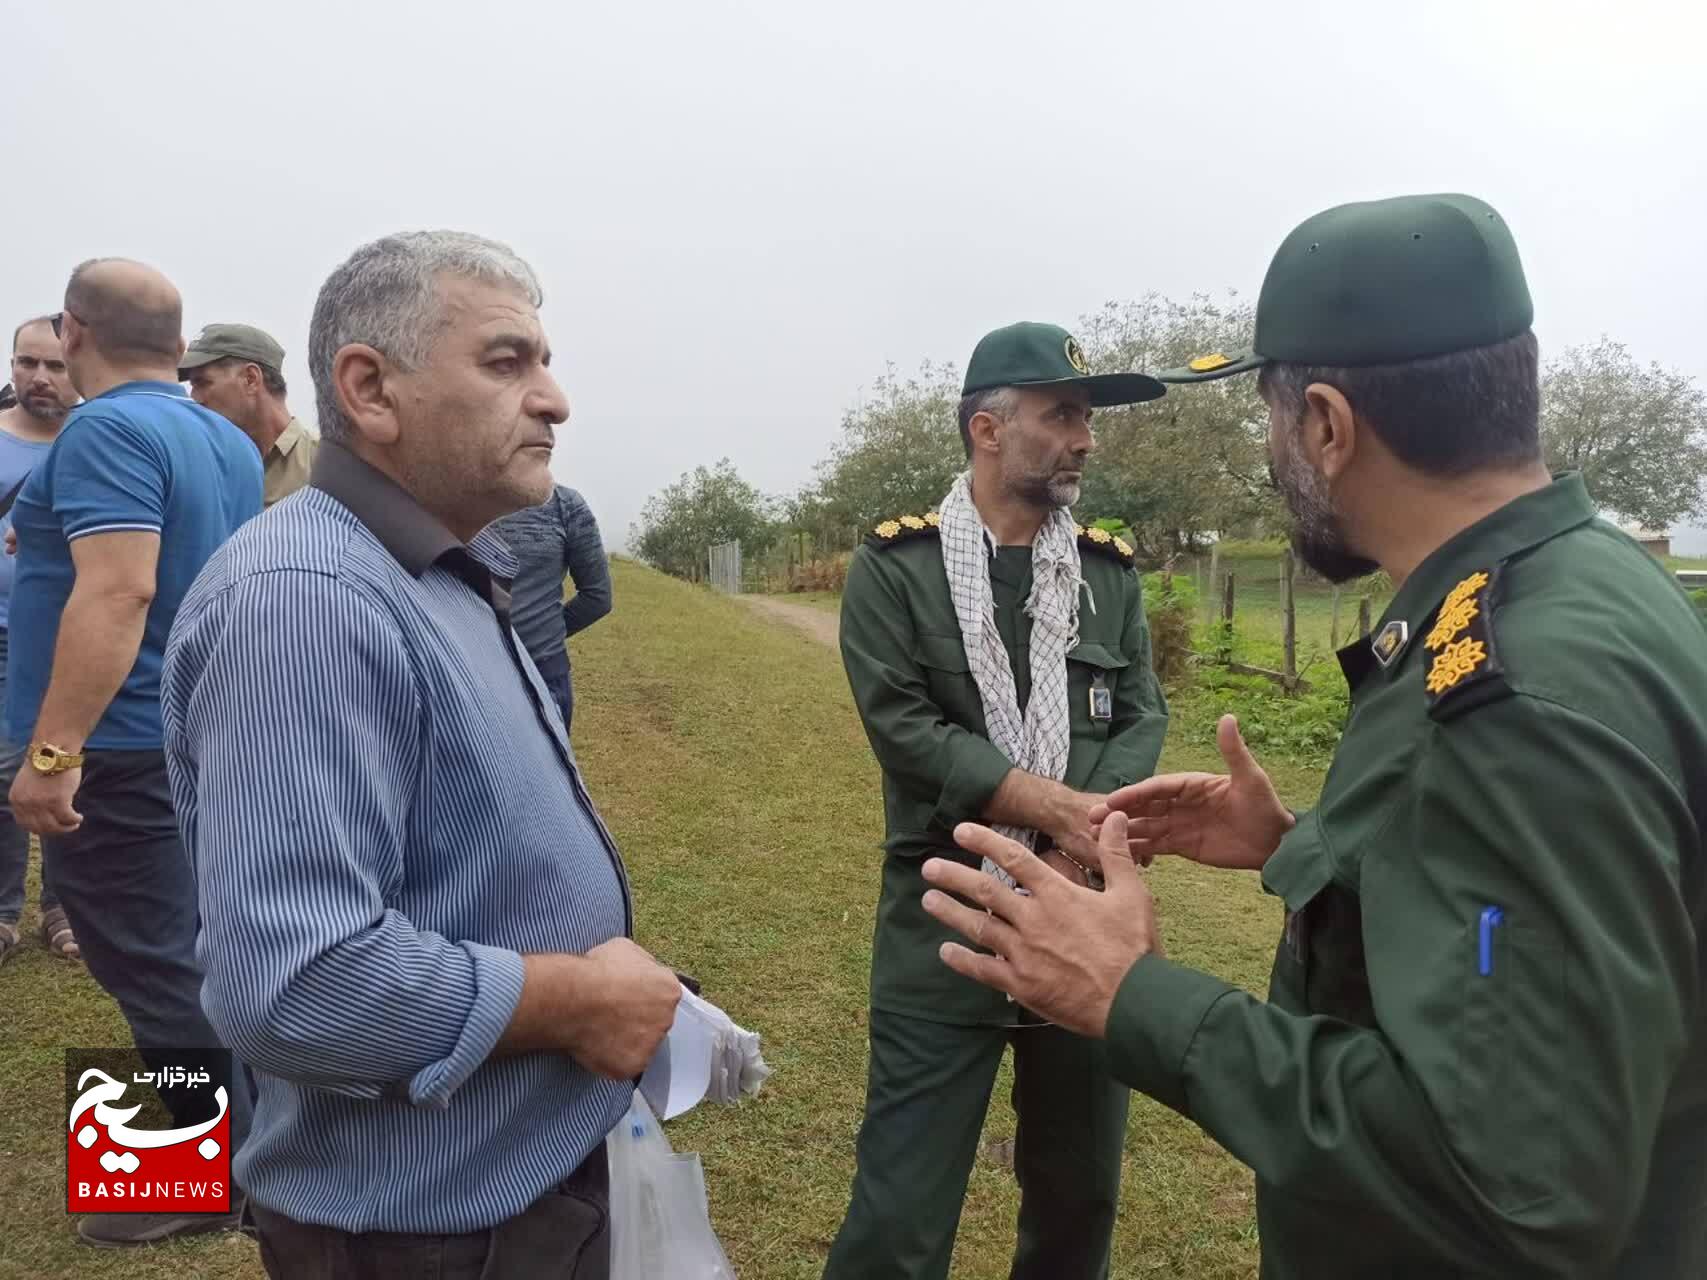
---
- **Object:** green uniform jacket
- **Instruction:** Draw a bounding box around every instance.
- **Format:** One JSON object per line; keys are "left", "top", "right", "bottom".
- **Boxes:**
{"left": 1104, "top": 475, "right": 1707, "bottom": 1278}
{"left": 840, "top": 519, "right": 1169, "bottom": 1027}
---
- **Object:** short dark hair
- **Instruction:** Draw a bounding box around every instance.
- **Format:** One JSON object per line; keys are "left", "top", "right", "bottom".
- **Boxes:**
{"left": 65, "top": 258, "right": 182, "bottom": 362}
{"left": 1258, "top": 330, "right": 1540, "bottom": 477}
{"left": 956, "top": 387, "right": 1017, "bottom": 458}
{"left": 12, "top": 315, "right": 58, "bottom": 351}
{"left": 203, "top": 355, "right": 287, "bottom": 398}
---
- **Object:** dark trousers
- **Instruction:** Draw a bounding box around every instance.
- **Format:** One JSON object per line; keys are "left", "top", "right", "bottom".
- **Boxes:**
{"left": 44, "top": 750, "right": 252, "bottom": 1156}
{"left": 534, "top": 648, "right": 575, "bottom": 733}
{"left": 252, "top": 1144, "right": 611, "bottom": 1280}
{"left": 824, "top": 1009, "right": 1130, "bottom": 1280}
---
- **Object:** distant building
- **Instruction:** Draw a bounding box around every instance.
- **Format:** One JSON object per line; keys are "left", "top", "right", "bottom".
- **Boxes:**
{"left": 1619, "top": 525, "right": 1672, "bottom": 559}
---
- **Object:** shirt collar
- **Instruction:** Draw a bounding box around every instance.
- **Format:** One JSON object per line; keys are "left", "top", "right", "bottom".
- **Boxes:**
{"left": 272, "top": 418, "right": 306, "bottom": 459}
{"left": 1339, "top": 472, "right": 1596, "bottom": 688}
{"left": 90, "top": 380, "right": 190, "bottom": 401}
{"left": 311, "top": 440, "right": 466, "bottom": 578}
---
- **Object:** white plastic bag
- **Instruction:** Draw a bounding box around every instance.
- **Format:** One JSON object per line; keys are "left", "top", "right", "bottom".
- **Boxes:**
{"left": 608, "top": 1093, "right": 736, "bottom": 1279}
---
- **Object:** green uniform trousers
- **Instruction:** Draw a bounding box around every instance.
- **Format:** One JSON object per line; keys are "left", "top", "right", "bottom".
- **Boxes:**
{"left": 824, "top": 1009, "right": 1130, "bottom": 1280}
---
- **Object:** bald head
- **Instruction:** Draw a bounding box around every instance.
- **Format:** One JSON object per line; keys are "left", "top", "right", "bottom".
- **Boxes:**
{"left": 64, "top": 258, "right": 183, "bottom": 364}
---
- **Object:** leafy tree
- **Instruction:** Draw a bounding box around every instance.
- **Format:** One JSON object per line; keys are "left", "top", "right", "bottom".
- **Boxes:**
{"left": 798, "top": 362, "right": 965, "bottom": 544}
{"left": 632, "top": 459, "right": 778, "bottom": 580}
{"left": 1540, "top": 338, "right": 1707, "bottom": 529}
{"left": 1073, "top": 293, "right": 1282, "bottom": 561}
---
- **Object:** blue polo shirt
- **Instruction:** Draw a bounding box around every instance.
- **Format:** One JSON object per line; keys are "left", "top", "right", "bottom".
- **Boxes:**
{"left": 5, "top": 381, "right": 262, "bottom": 749}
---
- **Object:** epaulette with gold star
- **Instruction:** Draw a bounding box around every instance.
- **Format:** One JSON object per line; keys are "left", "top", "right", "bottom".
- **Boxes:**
{"left": 1075, "top": 524, "right": 1137, "bottom": 567}
{"left": 1422, "top": 566, "right": 1510, "bottom": 719}
{"left": 866, "top": 511, "right": 942, "bottom": 549}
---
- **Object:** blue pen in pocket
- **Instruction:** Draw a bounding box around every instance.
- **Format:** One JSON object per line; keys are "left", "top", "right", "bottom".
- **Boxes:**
{"left": 1478, "top": 906, "right": 1505, "bottom": 976}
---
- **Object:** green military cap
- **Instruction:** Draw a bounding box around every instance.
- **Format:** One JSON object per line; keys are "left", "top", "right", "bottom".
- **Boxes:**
{"left": 964, "top": 321, "right": 1165, "bottom": 406}
{"left": 178, "top": 322, "right": 286, "bottom": 378}
{"left": 1159, "top": 193, "right": 1533, "bottom": 383}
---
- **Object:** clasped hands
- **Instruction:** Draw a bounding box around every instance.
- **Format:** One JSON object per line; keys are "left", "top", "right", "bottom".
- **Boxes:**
{"left": 922, "top": 715, "right": 1296, "bottom": 1036}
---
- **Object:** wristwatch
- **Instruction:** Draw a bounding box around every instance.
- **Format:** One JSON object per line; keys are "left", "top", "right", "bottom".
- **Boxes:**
{"left": 29, "top": 743, "right": 85, "bottom": 775}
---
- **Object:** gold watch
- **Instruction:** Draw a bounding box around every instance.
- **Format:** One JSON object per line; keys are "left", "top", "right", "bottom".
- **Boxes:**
{"left": 29, "top": 743, "right": 85, "bottom": 775}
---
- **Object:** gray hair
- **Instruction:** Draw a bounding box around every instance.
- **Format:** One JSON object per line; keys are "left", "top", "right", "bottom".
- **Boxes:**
{"left": 308, "top": 231, "right": 543, "bottom": 442}
{"left": 956, "top": 386, "right": 1019, "bottom": 457}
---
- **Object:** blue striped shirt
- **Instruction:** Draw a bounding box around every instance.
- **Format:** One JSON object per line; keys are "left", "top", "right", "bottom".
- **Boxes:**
{"left": 161, "top": 445, "right": 633, "bottom": 1233}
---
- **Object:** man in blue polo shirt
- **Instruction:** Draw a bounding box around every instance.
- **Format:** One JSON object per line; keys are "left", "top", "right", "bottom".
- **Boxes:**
{"left": 7, "top": 258, "right": 261, "bottom": 1248}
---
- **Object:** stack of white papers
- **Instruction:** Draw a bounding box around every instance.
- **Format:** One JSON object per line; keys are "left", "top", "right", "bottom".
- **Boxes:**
{"left": 639, "top": 987, "right": 771, "bottom": 1121}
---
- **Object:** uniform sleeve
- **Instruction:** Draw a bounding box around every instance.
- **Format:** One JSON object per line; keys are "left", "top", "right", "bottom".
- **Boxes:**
{"left": 1102, "top": 694, "right": 1695, "bottom": 1274}
{"left": 559, "top": 489, "right": 612, "bottom": 638}
{"left": 50, "top": 415, "right": 167, "bottom": 539}
{"left": 1083, "top": 569, "right": 1168, "bottom": 795}
{"left": 166, "top": 572, "right": 525, "bottom": 1109}
{"left": 839, "top": 546, "right": 1013, "bottom": 842}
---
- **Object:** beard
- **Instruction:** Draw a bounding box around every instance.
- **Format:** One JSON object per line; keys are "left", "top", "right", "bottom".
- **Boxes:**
{"left": 1272, "top": 441, "right": 1379, "bottom": 584}
{"left": 19, "top": 390, "right": 71, "bottom": 422}
{"left": 1005, "top": 452, "right": 1084, "bottom": 511}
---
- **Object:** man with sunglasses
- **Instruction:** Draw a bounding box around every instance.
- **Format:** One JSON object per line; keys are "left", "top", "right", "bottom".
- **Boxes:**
{"left": 8, "top": 261, "right": 261, "bottom": 1247}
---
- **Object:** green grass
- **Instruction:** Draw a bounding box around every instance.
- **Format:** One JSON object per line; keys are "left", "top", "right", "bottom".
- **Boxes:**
{"left": 0, "top": 560, "right": 1330, "bottom": 1279}
{"left": 1664, "top": 554, "right": 1707, "bottom": 571}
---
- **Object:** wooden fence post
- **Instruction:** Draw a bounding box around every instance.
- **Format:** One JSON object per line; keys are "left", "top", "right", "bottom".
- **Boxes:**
{"left": 1280, "top": 549, "right": 1297, "bottom": 689}
{"left": 1206, "top": 544, "right": 1221, "bottom": 626}
{"left": 1219, "top": 571, "right": 1236, "bottom": 664}
{"left": 1357, "top": 596, "right": 1372, "bottom": 638}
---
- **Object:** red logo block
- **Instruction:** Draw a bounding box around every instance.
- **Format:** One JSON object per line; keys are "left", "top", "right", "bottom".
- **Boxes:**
{"left": 66, "top": 1066, "right": 232, "bottom": 1214}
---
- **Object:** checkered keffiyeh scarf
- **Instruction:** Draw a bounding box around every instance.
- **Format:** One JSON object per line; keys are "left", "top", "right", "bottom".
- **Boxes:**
{"left": 939, "top": 471, "right": 1085, "bottom": 888}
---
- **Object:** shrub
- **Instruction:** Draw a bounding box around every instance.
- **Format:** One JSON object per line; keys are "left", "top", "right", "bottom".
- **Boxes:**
{"left": 1176, "top": 669, "right": 1348, "bottom": 769}
{"left": 788, "top": 554, "right": 850, "bottom": 595}
{"left": 1142, "top": 571, "right": 1199, "bottom": 687}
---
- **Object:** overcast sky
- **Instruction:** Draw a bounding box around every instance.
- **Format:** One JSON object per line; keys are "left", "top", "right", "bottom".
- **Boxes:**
{"left": 7, "top": 0, "right": 1705, "bottom": 550}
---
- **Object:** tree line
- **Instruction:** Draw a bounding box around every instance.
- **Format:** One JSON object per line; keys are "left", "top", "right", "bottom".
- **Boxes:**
{"left": 632, "top": 292, "right": 1707, "bottom": 579}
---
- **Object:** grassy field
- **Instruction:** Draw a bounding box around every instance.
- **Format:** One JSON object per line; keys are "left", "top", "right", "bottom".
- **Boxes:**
{"left": 0, "top": 559, "right": 1328, "bottom": 1279}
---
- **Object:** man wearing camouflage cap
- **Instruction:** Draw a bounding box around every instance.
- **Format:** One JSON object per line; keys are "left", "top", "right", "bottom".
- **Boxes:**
{"left": 920, "top": 194, "right": 1707, "bottom": 1277}
{"left": 181, "top": 323, "right": 317, "bottom": 506}
{"left": 824, "top": 322, "right": 1171, "bottom": 1279}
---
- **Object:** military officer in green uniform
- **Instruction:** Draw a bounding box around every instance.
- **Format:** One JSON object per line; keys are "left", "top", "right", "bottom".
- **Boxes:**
{"left": 824, "top": 322, "right": 1171, "bottom": 1279}
{"left": 919, "top": 194, "right": 1707, "bottom": 1278}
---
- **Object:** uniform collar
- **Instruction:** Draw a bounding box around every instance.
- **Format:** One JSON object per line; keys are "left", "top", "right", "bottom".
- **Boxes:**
{"left": 1338, "top": 472, "right": 1596, "bottom": 688}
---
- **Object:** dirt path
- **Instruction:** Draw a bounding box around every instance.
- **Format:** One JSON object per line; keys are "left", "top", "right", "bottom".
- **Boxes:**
{"left": 740, "top": 595, "right": 840, "bottom": 650}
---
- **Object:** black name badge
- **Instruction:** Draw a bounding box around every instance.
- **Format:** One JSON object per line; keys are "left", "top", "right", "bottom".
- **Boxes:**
{"left": 1088, "top": 675, "right": 1112, "bottom": 722}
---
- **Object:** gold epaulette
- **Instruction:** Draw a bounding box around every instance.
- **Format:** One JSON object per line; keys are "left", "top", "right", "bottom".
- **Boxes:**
{"left": 1075, "top": 524, "right": 1136, "bottom": 567}
{"left": 1422, "top": 565, "right": 1510, "bottom": 718}
{"left": 865, "top": 512, "right": 942, "bottom": 549}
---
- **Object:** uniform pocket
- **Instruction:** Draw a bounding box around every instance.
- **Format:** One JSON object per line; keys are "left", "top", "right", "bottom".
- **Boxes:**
{"left": 1260, "top": 815, "right": 1336, "bottom": 1014}
{"left": 913, "top": 633, "right": 981, "bottom": 727}
{"left": 1065, "top": 642, "right": 1130, "bottom": 741}
{"left": 1451, "top": 918, "right": 1565, "bottom": 1214}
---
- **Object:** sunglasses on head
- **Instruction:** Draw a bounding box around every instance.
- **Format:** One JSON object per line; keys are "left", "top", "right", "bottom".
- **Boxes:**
{"left": 49, "top": 310, "right": 85, "bottom": 339}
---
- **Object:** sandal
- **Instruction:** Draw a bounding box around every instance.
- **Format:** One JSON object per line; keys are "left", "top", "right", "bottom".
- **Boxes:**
{"left": 0, "top": 921, "right": 19, "bottom": 966}
{"left": 40, "top": 906, "right": 80, "bottom": 960}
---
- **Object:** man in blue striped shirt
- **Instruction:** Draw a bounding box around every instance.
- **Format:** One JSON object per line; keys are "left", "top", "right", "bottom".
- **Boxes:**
{"left": 162, "top": 231, "right": 682, "bottom": 1280}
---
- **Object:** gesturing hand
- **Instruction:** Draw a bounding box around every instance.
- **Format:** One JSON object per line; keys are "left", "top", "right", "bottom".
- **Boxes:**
{"left": 1090, "top": 715, "right": 1293, "bottom": 871}
{"left": 921, "top": 812, "right": 1158, "bottom": 1038}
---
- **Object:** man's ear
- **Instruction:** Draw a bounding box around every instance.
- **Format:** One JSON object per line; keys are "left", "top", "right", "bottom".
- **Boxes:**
{"left": 1300, "top": 382, "right": 1358, "bottom": 482}
{"left": 332, "top": 344, "right": 402, "bottom": 446}
{"left": 966, "top": 409, "right": 1004, "bottom": 457}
